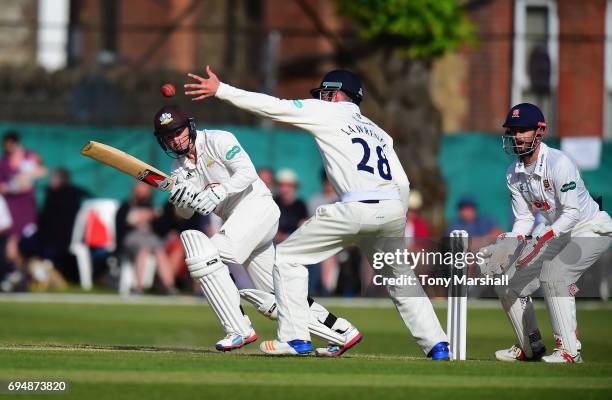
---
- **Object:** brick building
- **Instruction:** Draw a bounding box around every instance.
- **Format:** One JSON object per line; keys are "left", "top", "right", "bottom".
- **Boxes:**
{"left": 461, "top": 0, "right": 609, "bottom": 139}
{"left": 1, "top": 0, "right": 610, "bottom": 137}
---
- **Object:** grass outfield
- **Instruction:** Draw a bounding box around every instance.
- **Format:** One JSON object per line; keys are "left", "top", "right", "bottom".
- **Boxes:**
{"left": 0, "top": 297, "right": 611, "bottom": 399}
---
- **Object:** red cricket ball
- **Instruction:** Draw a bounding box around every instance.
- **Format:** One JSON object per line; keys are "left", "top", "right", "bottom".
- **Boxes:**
{"left": 161, "top": 83, "right": 176, "bottom": 97}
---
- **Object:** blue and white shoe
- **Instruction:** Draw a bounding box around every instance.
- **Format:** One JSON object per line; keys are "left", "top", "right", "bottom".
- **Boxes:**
{"left": 315, "top": 327, "right": 363, "bottom": 357}
{"left": 215, "top": 329, "right": 258, "bottom": 352}
{"left": 260, "top": 339, "right": 313, "bottom": 355}
{"left": 428, "top": 342, "right": 450, "bottom": 361}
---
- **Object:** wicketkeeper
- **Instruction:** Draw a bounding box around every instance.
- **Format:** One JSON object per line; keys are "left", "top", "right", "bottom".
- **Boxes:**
{"left": 479, "top": 103, "right": 612, "bottom": 363}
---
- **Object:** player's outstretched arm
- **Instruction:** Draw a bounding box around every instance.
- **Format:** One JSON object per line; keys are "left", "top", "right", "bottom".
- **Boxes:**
{"left": 184, "top": 65, "right": 220, "bottom": 100}
{"left": 184, "top": 65, "right": 324, "bottom": 131}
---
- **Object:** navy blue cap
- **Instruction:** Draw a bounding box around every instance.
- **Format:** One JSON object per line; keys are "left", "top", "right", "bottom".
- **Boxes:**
{"left": 503, "top": 103, "right": 546, "bottom": 128}
{"left": 457, "top": 196, "right": 478, "bottom": 209}
{"left": 310, "top": 70, "right": 363, "bottom": 104}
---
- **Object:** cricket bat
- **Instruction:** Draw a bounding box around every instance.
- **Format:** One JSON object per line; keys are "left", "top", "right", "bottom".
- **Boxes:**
{"left": 81, "top": 141, "right": 175, "bottom": 191}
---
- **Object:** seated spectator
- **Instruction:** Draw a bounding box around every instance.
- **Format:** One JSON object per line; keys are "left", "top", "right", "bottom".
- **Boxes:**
{"left": 335, "top": 246, "right": 362, "bottom": 298}
{"left": 307, "top": 168, "right": 338, "bottom": 215}
{"left": 446, "top": 195, "right": 501, "bottom": 251}
{"left": 405, "top": 190, "right": 438, "bottom": 296}
{"left": 36, "top": 167, "right": 89, "bottom": 282}
{"left": 257, "top": 167, "right": 275, "bottom": 193}
{"left": 153, "top": 201, "right": 204, "bottom": 292}
{"left": 0, "top": 131, "right": 47, "bottom": 273}
{"left": 405, "top": 190, "right": 431, "bottom": 247}
{"left": 273, "top": 169, "right": 308, "bottom": 243}
{"left": 0, "top": 194, "right": 14, "bottom": 290}
{"left": 115, "top": 182, "right": 176, "bottom": 294}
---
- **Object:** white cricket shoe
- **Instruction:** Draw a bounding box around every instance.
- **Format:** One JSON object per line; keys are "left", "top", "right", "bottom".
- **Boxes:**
{"left": 215, "top": 329, "right": 258, "bottom": 352}
{"left": 315, "top": 326, "right": 363, "bottom": 357}
{"left": 541, "top": 336, "right": 583, "bottom": 363}
{"left": 552, "top": 335, "right": 582, "bottom": 352}
{"left": 542, "top": 348, "right": 583, "bottom": 363}
{"left": 260, "top": 339, "right": 313, "bottom": 355}
{"left": 495, "top": 344, "right": 546, "bottom": 362}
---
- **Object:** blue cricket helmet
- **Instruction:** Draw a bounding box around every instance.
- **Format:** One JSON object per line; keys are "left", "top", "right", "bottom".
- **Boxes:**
{"left": 503, "top": 103, "right": 546, "bottom": 128}
{"left": 502, "top": 103, "right": 547, "bottom": 156}
{"left": 310, "top": 70, "right": 364, "bottom": 105}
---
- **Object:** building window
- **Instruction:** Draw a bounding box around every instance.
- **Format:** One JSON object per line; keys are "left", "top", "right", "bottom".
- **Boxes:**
{"left": 36, "top": 0, "right": 70, "bottom": 71}
{"left": 512, "top": 0, "right": 559, "bottom": 135}
{"left": 101, "top": 0, "right": 118, "bottom": 54}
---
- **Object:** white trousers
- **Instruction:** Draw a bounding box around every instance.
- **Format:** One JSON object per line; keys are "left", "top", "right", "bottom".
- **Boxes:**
{"left": 499, "top": 211, "right": 612, "bottom": 354}
{"left": 273, "top": 199, "right": 448, "bottom": 354}
{"left": 208, "top": 194, "right": 353, "bottom": 340}
{"left": 502, "top": 211, "right": 612, "bottom": 294}
{"left": 212, "top": 194, "right": 278, "bottom": 292}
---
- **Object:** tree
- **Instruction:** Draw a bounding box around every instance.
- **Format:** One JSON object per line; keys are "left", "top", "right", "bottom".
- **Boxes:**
{"left": 335, "top": 0, "right": 475, "bottom": 232}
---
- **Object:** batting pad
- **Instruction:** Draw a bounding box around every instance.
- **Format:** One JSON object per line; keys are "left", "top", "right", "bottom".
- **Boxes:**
{"left": 542, "top": 282, "right": 579, "bottom": 356}
{"left": 239, "top": 289, "right": 278, "bottom": 319}
{"left": 307, "top": 315, "right": 346, "bottom": 346}
{"left": 181, "top": 230, "right": 252, "bottom": 336}
{"left": 496, "top": 285, "right": 542, "bottom": 358}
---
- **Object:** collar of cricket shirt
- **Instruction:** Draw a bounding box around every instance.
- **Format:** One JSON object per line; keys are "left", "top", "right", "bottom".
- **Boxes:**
{"left": 533, "top": 142, "right": 548, "bottom": 177}
{"left": 341, "top": 102, "right": 360, "bottom": 110}
{"left": 515, "top": 142, "right": 548, "bottom": 178}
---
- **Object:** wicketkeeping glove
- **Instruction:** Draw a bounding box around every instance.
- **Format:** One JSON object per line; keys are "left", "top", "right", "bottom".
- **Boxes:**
{"left": 516, "top": 224, "right": 555, "bottom": 267}
{"left": 191, "top": 184, "right": 227, "bottom": 215}
{"left": 168, "top": 180, "right": 198, "bottom": 208}
{"left": 477, "top": 232, "right": 526, "bottom": 275}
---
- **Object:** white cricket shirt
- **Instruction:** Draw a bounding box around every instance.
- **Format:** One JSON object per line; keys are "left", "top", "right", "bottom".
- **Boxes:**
{"left": 215, "top": 83, "right": 410, "bottom": 209}
{"left": 171, "top": 129, "right": 271, "bottom": 221}
{"left": 506, "top": 143, "right": 600, "bottom": 236}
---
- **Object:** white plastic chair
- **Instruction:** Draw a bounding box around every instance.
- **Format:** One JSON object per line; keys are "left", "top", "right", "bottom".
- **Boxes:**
{"left": 69, "top": 198, "right": 119, "bottom": 290}
{"left": 70, "top": 198, "right": 158, "bottom": 295}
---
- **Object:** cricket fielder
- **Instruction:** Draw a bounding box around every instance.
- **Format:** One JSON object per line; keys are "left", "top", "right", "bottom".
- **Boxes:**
{"left": 154, "top": 105, "right": 362, "bottom": 354}
{"left": 479, "top": 103, "right": 612, "bottom": 363}
{"left": 184, "top": 66, "right": 450, "bottom": 359}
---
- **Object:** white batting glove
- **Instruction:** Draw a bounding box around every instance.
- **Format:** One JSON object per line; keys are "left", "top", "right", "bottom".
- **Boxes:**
{"left": 191, "top": 184, "right": 227, "bottom": 215}
{"left": 168, "top": 180, "right": 198, "bottom": 208}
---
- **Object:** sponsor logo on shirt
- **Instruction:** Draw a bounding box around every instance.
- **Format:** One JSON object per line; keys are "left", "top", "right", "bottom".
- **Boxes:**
{"left": 292, "top": 100, "right": 303, "bottom": 108}
{"left": 560, "top": 181, "right": 576, "bottom": 192}
{"left": 532, "top": 200, "right": 551, "bottom": 210}
{"left": 543, "top": 179, "right": 552, "bottom": 192}
{"left": 225, "top": 145, "right": 241, "bottom": 160}
{"left": 206, "top": 159, "right": 215, "bottom": 168}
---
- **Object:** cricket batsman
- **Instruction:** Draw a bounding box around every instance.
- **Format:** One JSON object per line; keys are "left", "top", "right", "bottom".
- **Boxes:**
{"left": 184, "top": 66, "right": 450, "bottom": 359}
{"left": 154, "top": 105, "right": 362, "bottom": 354}
{"left": 479, "top": 103, "right": 612, "bottom": 363}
